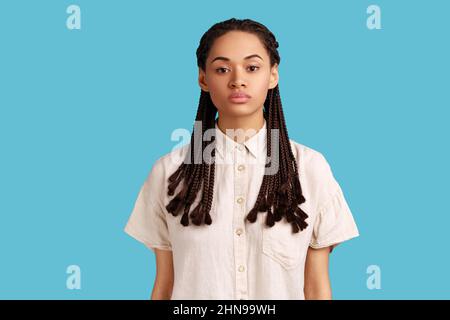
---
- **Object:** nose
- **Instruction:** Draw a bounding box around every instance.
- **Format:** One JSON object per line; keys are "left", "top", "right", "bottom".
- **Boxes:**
{"left": 228, "top": 68, "right": 247, "bottom": 89}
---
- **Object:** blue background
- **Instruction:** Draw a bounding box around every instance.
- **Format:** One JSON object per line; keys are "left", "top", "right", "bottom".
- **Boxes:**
{"left": 0, "top": 0, "right": 449, "bottom": 299}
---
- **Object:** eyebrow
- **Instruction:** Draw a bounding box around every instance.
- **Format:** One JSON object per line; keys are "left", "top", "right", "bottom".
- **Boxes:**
{"left": 210, "top": 54, "right": 263, "bottom": 64}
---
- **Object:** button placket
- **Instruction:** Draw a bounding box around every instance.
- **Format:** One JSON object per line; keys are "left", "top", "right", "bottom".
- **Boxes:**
{"left": 233, "top": 142, "right": 248, "bottom": 300}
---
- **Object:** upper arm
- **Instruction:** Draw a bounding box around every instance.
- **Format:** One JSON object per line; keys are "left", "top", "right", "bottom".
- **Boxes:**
{"left": 151, "top": 248, "right": 174, "bottom": 300}
{"left": 304, "top": 246, "right": 332, "bottom": 299}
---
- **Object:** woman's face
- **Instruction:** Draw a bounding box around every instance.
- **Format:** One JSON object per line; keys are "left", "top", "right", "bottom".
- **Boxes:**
{"left": 199, "top": 31, "right": 279, "bottom": 118}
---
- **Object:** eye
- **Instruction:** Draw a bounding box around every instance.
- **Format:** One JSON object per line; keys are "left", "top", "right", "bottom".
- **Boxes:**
{"left": 248, "top": 65, "right": 260, "bottom": 72}
{"left": 216, "top": 67, "right": 229, "bottom": 74}
{"left": 215, "top": 65, "right": 260, "bottom": 74}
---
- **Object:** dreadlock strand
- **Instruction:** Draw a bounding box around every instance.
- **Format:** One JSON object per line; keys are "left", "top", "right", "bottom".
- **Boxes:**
{"left": 165, "top": 18, "right": 309, "bottom": 234}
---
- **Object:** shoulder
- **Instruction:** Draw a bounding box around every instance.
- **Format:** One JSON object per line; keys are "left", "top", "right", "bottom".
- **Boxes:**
{"left": 143, "top": 143, "right": 190, "bottom": 186}
{"left": 289, "top": 139, "right": 331, "bottom": 174}
{"left": 289, "top": 139, "right": 338, "bottom": 194}
{"left": 139, "top": 144, "right": 191, "bottom": 204}
{"left": 153, "top": 143, "right": 190, "bottom": 172}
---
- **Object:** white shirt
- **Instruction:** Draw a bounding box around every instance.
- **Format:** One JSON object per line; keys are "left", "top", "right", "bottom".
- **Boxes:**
{"left": 124, "top": 120, "right": 359, "bottom": 300}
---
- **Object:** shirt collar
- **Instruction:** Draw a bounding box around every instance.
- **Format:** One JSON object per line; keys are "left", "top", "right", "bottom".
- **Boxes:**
{"left": 214, "top": 119, "right": 267, "bottom": 160}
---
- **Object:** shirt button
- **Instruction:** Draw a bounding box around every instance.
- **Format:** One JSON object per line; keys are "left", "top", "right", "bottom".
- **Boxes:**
{"left": 236, "top": 228, "right": 243, "bottom": 236}
{"left": 237, "top": 144, "right": 244, "bottom": 151}
{"left": 238, "top": 265, "right": 245, "bottom": 272}
{"left": 237, "top": 164, "right": 245, "bottom": 171}
{"left": 236, "top": 197, "right": 244, "bottom": 204}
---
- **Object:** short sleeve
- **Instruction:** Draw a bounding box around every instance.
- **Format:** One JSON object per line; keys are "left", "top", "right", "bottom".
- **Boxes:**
{"left": 124, "top": 158, "right": 172, "bottom": 253}
{"left": 308, "top": 152, "right": 359, "bottom": 253}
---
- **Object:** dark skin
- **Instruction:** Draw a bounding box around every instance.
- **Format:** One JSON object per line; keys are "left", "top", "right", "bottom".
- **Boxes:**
{"left": 198, "top": 31, "right": 278, "bottom": 142}
{"left": 151, "top": 31, "right": 332, "bottom": 300}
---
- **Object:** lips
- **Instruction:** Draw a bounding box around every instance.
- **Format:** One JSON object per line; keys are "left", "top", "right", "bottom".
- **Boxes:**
{"left": 228, "top": 92, "right": 251, "bottom": 104}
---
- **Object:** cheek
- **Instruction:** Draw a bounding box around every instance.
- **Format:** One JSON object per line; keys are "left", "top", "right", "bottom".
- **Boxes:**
{"left": 255, "top": 80, "right": 270, "bottom": 93}
{"left": 208, "top": 85, "right": 226, "bottom": 104}
{"left": 258, "top": 72, "right": 272, "bottom": 87}
{"left": 208, "top": 80, "right": 224, "bottom": 94}
{"left": 209, "top": 84, "right": 229, "bottom": 110}
{"left": 206, "top": 83, "right": 227, "bottom": 111}
{"left": 253, "top": 77, "right": 271, "bottom": 99}
{"left": 205, "top": 75, "right": 225, "bottom": 93}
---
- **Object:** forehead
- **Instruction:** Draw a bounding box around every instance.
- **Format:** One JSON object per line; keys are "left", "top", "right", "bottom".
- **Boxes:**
{"left": 208, "top": 31, "right": 268, "bottom": 62}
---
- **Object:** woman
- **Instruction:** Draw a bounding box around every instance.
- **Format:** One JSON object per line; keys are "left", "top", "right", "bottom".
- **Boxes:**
{"left": 124, "top": 18, "right": 359, "bottom": 300}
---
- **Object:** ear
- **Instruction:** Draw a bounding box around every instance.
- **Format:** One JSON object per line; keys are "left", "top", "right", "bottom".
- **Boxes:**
{"left": 198, "top": 68, "right": 209, "bottom": 92}
{"left": 268, "top": 63, "right": 279, "bottom": 89}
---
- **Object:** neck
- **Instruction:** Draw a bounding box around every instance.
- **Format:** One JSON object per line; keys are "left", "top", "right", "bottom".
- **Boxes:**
{"left": 216, "top": 108, "right": 265, "bottom": 143}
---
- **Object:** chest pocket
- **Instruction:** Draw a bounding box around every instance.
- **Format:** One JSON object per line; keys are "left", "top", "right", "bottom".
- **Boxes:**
{"left": 262, "top": 217, "right": 302, "bottom": 270}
